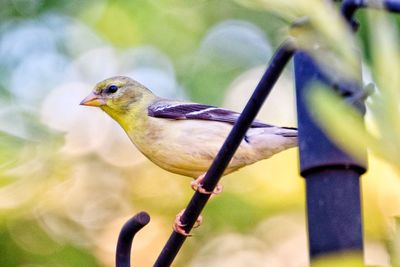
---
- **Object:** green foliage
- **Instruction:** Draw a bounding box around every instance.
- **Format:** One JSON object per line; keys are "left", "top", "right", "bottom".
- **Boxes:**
{"left": 0, "top": 222, "right": 99, "bottom": 266}
{"left": 309, "top": 10, "right": 400, "bottom": 171}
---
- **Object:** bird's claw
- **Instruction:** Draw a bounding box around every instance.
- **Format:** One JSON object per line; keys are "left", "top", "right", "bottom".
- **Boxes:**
{"left": 191, "top": 174, "right": 223, "bottom": 195}
{"left": 173, "top": 210, "right": 202, "bottom": 236}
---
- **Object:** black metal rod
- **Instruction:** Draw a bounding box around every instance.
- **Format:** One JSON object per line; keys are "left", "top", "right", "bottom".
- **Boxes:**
{"left": 341, "top": 0, "right": 400, "bottom": 30}
{"left": 116, "top": 212, "right": 150, "bottom": 267}
{"left": 294, "top": 50, "right": 366, "bottom": 258}
{"left": 153, "top": 39, "right": 296, "bottom": 267}
{"left": 306, "top": 170, "right": 363, "bottom": 256}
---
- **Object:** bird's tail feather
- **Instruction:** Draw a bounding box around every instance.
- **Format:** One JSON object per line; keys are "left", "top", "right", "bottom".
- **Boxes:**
{"left": 274, "top": 127, "right": 298, "bottom": 138}
{"left": 243, "top": 126, "right": 298, "bottom": 162}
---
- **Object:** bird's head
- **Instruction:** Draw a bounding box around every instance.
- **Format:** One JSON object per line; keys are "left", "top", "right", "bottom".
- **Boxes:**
{"left": 80, "top": 76, "right": 154, "bottom": 114}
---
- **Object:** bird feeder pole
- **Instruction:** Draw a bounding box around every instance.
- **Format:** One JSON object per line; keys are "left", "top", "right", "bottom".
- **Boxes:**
{"left": 294, "top": 51, "right": 366, "bottom": 258}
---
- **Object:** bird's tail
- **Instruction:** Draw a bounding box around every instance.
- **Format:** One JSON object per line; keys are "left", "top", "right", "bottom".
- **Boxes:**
{"left": 244, "top": 126, "right": 298, "bottom": 161}
{"left": 274, "top": 126, "right": 298, "bottom": 138}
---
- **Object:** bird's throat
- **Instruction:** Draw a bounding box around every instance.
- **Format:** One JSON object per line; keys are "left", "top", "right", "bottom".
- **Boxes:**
{"left": 101, "top": 104, "right": 146, "bottom": 135}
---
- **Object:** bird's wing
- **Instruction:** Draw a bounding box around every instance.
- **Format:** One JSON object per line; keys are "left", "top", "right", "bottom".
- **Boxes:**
{"left": 147, "top": 101, "right": 273, "bottom": 128}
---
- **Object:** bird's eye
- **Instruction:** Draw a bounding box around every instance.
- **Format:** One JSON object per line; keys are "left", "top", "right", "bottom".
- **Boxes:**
{"left": 106, "top": 85, "right": 119, "bottom": 94}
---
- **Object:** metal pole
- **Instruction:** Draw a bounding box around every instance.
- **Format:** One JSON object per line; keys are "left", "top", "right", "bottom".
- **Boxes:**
{"left": 294, "top": 51, "right": 366, "bottom": 258}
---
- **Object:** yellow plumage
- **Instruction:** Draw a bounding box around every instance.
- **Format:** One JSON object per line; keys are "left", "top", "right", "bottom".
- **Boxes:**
{"left": 80, "top": 76, "right": 297, "bottom": 179}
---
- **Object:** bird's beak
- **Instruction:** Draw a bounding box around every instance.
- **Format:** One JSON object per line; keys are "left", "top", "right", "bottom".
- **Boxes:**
{"left": 80, "top": 92, "right": 106, "bottom": 107}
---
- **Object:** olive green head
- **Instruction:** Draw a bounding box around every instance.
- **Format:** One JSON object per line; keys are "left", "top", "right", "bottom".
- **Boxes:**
{"left": 80, "top": 76, "right": 154, "bottom": 113}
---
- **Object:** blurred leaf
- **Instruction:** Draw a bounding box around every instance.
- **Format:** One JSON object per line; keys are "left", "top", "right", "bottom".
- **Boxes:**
{"left": 389, "top": 218, "right": 400, "bottom": 267}
{"left": 308, "top": 86, "right": 372, "bottom": 162}
{"left": 236, "top": 0, "right": 360, "bottom": 81}
{"left": 311, "top": 251, "right": 364, "bottom": 267}
{"left": 367, "top": 10, "right": 400, "bottom": 157}
{"left": 0, "top": 222, "right": 99, "bottom": 266}
{"left": 308, "top": 10, "right": 400, "bottom": 173}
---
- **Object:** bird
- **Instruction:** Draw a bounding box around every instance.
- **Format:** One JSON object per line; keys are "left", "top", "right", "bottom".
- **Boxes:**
{"left": 80, "top": 76, "right": 298, "bottom": 235}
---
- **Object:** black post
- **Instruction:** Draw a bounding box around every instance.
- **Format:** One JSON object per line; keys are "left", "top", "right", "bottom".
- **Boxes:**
{"left": 294, "top": 52, "right": 366, "bottom": 258}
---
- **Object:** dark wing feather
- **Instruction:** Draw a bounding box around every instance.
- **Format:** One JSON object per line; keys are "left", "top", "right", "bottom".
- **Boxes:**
{"left": 148, "top": 102, "right": 272, "bottom": 128}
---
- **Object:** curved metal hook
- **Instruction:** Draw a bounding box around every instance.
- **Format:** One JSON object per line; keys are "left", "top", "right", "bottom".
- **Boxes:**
{"left": 341, "top": 0, "right": 400, "bottom": 31}
{"left": 116, "top": 211, "right": 150, "bottom": 267}
{"left": 340, "top": 0, "right": 367, "bottom": 30}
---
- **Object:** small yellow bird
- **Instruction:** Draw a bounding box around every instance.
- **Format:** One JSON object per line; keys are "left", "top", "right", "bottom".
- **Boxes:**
{"left": 80, "top": 76, "right": 297, "bottom": 234}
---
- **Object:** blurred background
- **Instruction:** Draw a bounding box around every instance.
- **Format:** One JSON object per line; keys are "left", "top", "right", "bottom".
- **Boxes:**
{"left": 0, "top": 0, "right": 399, "bottom": 266}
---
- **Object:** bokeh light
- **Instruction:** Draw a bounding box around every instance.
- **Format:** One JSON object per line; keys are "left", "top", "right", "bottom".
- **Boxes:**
{"left": 0, "top": 1, "right": 399, "bottom": 266}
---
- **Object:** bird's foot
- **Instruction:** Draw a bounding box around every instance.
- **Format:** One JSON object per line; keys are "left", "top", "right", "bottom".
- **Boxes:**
{"left": 191, "top": 174, "right": 223, "bottom": 195}
{"left": 173, "top": 209, "right": 203, "bottom": 236}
